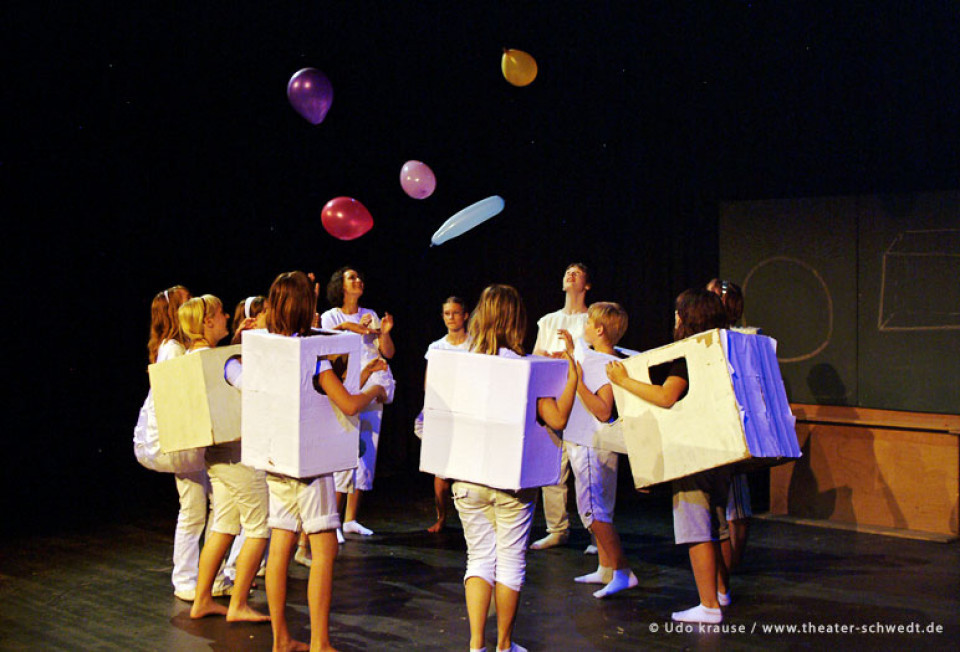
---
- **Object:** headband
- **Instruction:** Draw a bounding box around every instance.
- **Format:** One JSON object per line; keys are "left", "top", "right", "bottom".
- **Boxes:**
{"left": 245, "top": 296, "right": 257, "bottom": 319}
{"left": 163, "top": 290, "right": 169, "bottom": 302}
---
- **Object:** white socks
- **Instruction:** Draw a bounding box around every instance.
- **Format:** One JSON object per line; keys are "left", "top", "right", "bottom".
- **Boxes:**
{"left": 343, "top": 520, "right": 373, "bottom": 536}
{"left": 473, "top": 642, "right": 527, "bottom": 651}
{"left": 671, "top": 603, "right": 722, "bottom": 623}
{"left": 717, "top": 591, "right": 731, "bottom": 606}
{"left": 593, "top": 569, "right": 638, "bottom": 598}
{"left": 575, "top": 565, "right": 613, "bottom": 584}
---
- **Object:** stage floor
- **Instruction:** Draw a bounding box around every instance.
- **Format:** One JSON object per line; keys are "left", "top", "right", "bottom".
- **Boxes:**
{"left": 1, "top": 474, "right": 957, "bottom": 650}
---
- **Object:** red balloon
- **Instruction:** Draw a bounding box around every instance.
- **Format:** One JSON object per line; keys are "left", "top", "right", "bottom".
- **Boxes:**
{"left": 321, "top": 197, "right": 373, "bottom": 240}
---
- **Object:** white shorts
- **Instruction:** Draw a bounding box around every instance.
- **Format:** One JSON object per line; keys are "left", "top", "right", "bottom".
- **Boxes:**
{"left": 206, "top": 443, "right": 269, "bottom": 539}
{"left": 567, "top": 442, "right": 618, "bottom": 528}
{"left": 267, "top": 473, "right": 340, "bottom": 534}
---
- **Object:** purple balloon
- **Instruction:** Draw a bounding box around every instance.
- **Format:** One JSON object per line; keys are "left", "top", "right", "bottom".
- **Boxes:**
{"left": 287, "top": 68, "right": 333, "bottom": 125}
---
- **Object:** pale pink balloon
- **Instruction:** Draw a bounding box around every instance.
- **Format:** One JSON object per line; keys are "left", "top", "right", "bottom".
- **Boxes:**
{"left": 399, "top": 160, "right": 437, "bottom": 199}
{"left": 321, "top": 197, "right": 373, "bottom": 240}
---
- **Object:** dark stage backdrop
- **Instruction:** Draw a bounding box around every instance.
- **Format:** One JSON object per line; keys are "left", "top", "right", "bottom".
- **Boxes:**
{"left": 5, "top": 2, "right": 958, "bottom": 532}
{"left": 719, "top": 191, "right": 959, "bottom": 413}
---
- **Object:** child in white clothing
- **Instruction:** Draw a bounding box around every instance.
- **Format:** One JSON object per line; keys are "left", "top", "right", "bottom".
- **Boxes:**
{"left": 252, "top": 271, "right": 386, "bottom": 651}
{"left": 424, "top": 296, "right": 472, "bottom": 532}
{"left": 530, "top": 263, "right": 591, "bottom": 551}
{"left": 565, "top": 302, "right": 638, "bottom": 598}
{"left": 133, "top": 285, "right": 228, "bottom": 601}
{"left": 182, "top": 295, "right": 270, "bottom": 623}
{"left": 446, "top": 284, "right": 579, "bottom": 652}
{"left": 320, "top": 266, "right": 395, "bottom": 538}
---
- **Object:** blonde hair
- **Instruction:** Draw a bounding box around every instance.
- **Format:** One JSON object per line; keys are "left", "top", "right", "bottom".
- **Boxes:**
{"left": 588, "top": 302, "right": 628, "bottom": 346}
{"left": 147, "top": 285, "right": 190, "bottom": 364}
{"left": 178, "top": 294, "right": 223, "bottom": 349}
{"left": 468, "top": 284, "right": 526, "bottom": 356}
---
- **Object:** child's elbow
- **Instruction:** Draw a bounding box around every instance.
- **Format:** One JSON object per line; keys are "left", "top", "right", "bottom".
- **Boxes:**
{"left": 339, "top": 402, "right": 361, "bottom": 417}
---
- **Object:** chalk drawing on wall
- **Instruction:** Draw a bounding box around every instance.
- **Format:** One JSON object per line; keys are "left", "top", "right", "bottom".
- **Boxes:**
{"left": 878, "top": 229, "right": 960, "bottom": 332}
{"left": 743, "top": 256, "right": 833, "bottom": 364}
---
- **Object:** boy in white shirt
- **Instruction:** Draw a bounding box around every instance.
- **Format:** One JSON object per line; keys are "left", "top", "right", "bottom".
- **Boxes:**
{"left": 566, "top": 302, "right": 638, "bottom": 597}
{"left": 530, "top": 263, "right": 591, "bottom": 550}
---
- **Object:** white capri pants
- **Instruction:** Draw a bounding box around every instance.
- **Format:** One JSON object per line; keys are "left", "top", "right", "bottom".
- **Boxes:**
{"left": 452, "top": 481, "right": 537, "bottom": 592}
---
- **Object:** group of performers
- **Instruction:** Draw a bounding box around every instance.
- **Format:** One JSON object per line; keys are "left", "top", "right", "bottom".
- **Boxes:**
{"left": 134, "top": 263, "right": 751, "bottom": 652}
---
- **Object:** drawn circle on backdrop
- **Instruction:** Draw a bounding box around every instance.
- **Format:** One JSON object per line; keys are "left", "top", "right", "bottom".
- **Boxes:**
{"left": 742, "top": 256, "right": 833, "bottom": 363}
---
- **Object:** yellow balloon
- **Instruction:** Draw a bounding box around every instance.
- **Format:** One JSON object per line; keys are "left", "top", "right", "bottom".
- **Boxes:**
{"left": 501, "top": 48, "right": 538, "bottom": 87}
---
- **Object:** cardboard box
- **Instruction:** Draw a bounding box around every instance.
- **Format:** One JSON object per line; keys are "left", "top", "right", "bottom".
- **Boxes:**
{"left": 612, "top": 329, "right": 799, "bottom": 489}
{"left": 149, "top": 345, "right": 242, "bottom": 453}
{"left": 420, "top": 350, "right": 568, "bottom": 491}
{"left": 240, "top": 329, "right": 362, "bottom": 478}
{"left": 568, "top": 420, "right": 628, "bottom": 454}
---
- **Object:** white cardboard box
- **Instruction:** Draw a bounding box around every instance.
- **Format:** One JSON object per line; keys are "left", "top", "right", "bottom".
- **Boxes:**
{"left": 420, "top": 350, "right": 568, "bottom": 491}
{"left": 240, "top": 329, "right": 362, "bottom": 478}
{"left": 149, "top": 345, "right": 242, "bottom": 453}
{"left": 613, "top": 329, "right": 799, "bottom": 489}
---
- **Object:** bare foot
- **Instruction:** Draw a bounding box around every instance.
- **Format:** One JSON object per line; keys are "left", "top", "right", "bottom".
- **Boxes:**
{"left": 311, "top": 643, "right": 339, "bottom": 652}
{"left": 226, "top": 603, "right": 271, "bottom": 623}
{"left": 191, "top": 598, "right": 228, "bottom": 619}
{"left": 273, "top": 638, "right": 309, "bottom": 652}
{"left": 427, "top": 519, "right": 446, "bottom": 533}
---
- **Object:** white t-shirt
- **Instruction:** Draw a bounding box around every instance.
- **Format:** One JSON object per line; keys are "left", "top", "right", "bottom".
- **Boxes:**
{"left": 534, "top": 309, "right": 588, "bottom": 355}
{"left": 424, "top": 334, "right": 472, "bottom": 359}
{"left": 319, "top": 307, "right": 382, "bottom": 364}
{"left": 320, "top": 307, "right": 395, "bottom": 404}
{"left": 564, "top": 347, "right": 619, "bottom": 444}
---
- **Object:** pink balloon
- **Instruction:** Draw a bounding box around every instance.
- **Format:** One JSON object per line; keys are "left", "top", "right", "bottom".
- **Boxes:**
{"left": 321, "top": 197, "right": 373, "bottom": 240}
{"left": 399, "top": 160, "right": 437, "bottom": 199}
{"left": 287, "top": 68, "right": 334, "bottom": 125}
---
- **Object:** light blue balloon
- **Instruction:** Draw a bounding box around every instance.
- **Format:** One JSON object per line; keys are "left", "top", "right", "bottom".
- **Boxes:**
{"left": 430, "top": 195, "right": 505, "bottom": 246}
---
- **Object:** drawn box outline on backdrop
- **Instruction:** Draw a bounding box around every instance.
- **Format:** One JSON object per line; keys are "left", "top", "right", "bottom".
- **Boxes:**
{"left": 878, "top": 228, "right": 960, "bottom": 332}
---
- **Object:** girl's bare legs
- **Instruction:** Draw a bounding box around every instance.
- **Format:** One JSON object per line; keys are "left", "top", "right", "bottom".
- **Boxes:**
{"left": 428, "top": 477, "right": 451, "bottom": 533}
{"left": 267, "top": 529, "right": 308, "bottom": 651}
{"left": 227, "top": 535, "right": 270, "bottom": 622}
{"left": 191, "top": 532, "right": 234, "bottom": 618}
{"left": 494, "top": 583, "right": 520, "bottom": 651}
{"left": 465, "top": 577, "right": 492, "bottom": 650}
{"left": 307, "top": 530, "right": 339, "bottom": 651}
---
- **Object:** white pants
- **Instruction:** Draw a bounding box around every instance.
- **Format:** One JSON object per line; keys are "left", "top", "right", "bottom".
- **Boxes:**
{"left": 453, "top": 481, "right": 537, "bottom": 592}
{"left": 172, "top": 470, "right": 210, "bottom": 592}
{"left": 539, "top": 444, "right": 571, "bottom": 534}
